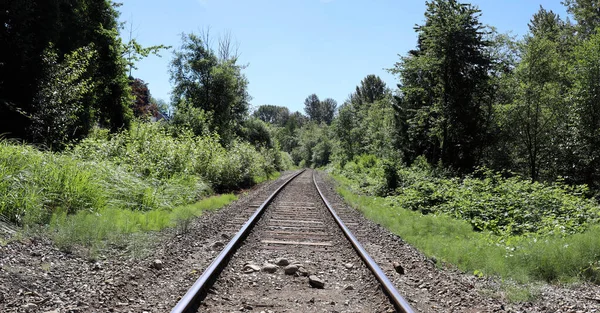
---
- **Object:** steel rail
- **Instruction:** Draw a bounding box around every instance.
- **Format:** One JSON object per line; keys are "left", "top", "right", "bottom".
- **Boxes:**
{"left": 171, "top": 169, "right": 305, "bottom": 313}
{"left": 312, "top": 172, "right": 415, "bottom": 313}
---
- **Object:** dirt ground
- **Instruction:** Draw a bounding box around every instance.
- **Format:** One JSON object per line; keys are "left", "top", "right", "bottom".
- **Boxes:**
{"left": 0, "top": 169, "right": 598, "bottom": 312}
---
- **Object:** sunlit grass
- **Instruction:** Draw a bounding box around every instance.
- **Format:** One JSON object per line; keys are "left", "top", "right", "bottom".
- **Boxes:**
{"left": 331, "top": 173, "right": 600, "bottom": 285}
{"left": 48, "top": 194, "right": 238, "bottom": 251}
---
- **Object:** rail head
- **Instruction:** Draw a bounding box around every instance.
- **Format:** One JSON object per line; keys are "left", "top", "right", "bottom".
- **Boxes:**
{"left": 171, "top": 169, "right": 305, "bottom": 313}
{"left": 312, "top": 171, "right": 415, "bottom": 313}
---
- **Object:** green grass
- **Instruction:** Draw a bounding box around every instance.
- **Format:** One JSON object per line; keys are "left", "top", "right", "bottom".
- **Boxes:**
{"left": 48, "top": 193, "right": 237, "bottom": 252}
{"left": 331, "top": 173, "right": 600, "bottom": 285}
{"left": 254, "top": 171, "right": 281, "bottom": 184}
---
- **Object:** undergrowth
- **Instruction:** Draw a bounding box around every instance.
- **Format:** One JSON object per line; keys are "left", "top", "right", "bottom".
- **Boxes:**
{"left": 328, "top": 155, "right": 600, "bottom": 285}
{"left": 0, "top": 122, "right": 289, "bottom": 251}
{"left": 49, "top": 194, "right": 237, "bottom": 252}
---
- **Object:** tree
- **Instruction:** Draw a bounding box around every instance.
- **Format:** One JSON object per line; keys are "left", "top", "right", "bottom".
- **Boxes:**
{"left": 563, "top": 0, "right": 600, "bottom": 37}
{"left": 303, "top": 94, "right": 337, "bottom": 125}
{"left": 29, "top": 45, "right": 96, "bottom": 149}
{"left": 354, "top": 74, "right": 387, "bottom": 106}
{"left": 129, "top": 78, "right": 158, "bottom": 119}
{"left": 506, "top": 30, "right": 565, "bottom": 182}
{"left": 320, "top": 98, "right": 337, "bottom": 125}
{"left": 170, "top": 30, "right": 250, "bottom": 143}
{"left": 253, "top": 105, "right": 290, "bottom": 126}
{"left": 0, "top": 0, "right": 133, "bottom": 145}
{"left": 390, "top": 0, "right": 492, "bottom": 171}
{"left": 275, "top": 111, "right": 307, "bottom": 155}
{"left": 569, "top": 31, "right": 600, "bottom": 188}
{"left": 304, "top": 94, "right": 321, "bottom": 122}
{"left": 122, "top": 21, "right": 171, "bottom": 77}
{"left": 239, "top": 118, "right": 273, "bottom": 148}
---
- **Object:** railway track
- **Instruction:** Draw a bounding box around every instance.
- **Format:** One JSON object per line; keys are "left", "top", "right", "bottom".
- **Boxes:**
{"left": 171, "top": 169, "right": 414, "bottom": 313}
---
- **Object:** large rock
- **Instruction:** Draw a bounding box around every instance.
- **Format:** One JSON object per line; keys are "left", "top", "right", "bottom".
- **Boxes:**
{"left": 275, "top": 258, "right": 289, "bottom": 266}
{"left": 151, "top": 259, "right": 163, "bottom": 270}
{"left": 243, "top": 264, "right": 261, "bottom": 273}
{"left": 284, "top": 264, "right": 298, "bottom": 275}
{"left": 308, "top": 275, "right": 325, "bottom": 289}
{"left": 297, "top": 267, "right": 310, "bottom": 277}
{"left": 261, "top": 263, "right": 278, "bottom": 273}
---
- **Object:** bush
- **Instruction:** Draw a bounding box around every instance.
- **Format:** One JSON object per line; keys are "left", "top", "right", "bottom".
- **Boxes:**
{"left": 1, "top": 122, "right": 291, "bottom": 227}
{"left": 333, "top": 155, "right": 600, "bottom": 238}
{"left": 331, "top": 172, "right": 600, "bottom": 284}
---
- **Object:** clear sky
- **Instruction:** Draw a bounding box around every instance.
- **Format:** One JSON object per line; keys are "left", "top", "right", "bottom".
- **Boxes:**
{"left": 118, "top": 0, "right": 568, "bottom": 114}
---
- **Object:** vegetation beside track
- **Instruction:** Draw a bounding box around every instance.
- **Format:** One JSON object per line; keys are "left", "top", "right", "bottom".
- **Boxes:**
{"left": 0, "top": 122, "right": 288, "bottom": 252}
{"left": 327, "top": 157, "right": 600, "bottom": 285}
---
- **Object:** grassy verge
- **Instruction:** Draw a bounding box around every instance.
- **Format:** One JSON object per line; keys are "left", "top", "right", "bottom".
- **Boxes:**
{"left": 1, "top": 122, "right": 291, "bottom": 254}
{"left": 48, "top": 194, "right": 237, "bottom": 252}
{"left": 330, "top": 173, "right": 600, "bottom": 285}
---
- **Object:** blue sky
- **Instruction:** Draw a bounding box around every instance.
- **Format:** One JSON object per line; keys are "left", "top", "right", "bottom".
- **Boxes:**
{"left": 118, "top": 0, "right": 568, "bottom": 114}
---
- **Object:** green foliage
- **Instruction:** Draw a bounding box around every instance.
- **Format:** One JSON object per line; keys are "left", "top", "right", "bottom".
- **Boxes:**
{"left": 253, "top": 105, "right": 290, "bottom": 126}
{"left": 303, "top": 94, "right": 337, "bottom": 125}
{"left": 239, "top": 118, "right": 273, "bottom": 148}
{"left": 390, "top": 0, "right": 493, "bottom": 172}
{"left": 49, "top": 194, "right": 237, "bottom": 251}
{"left": 1, "top": 0, "right": 133, "bottom": 145}
{"left": 566, "top": 30, "right": 600, "bottom": 190}
{"left": 72, "top": 122, "right": 285, "bottom": 191}
{"left": 293, "top": 122, "right": 332, "bottom": 167}
{"left": 170, "top": 31, "right": 250, "bottom": 143}
{"left": 333, "top": 89, "right": 401, "bottom": 164}
{"left": 29, "top": 45, "right": 97, "bottom": 149}
{"left": 353, "top": 74, "right": 388, "bottom": 106}
{"left": 330, "top": 170, "right": 600, "bottom": 284}
{"left": 334, "top": 156, "right": 600, "bottom": 238}
{"left": 563, "top": 0, "right": 600, "bottom": 38}
{"left": 121, "top": 34, "right": 170, "bottom": 75}
{"left": 170, "top": 99, "right": 211, "bottom": 136}
{"left": 0, "top": 121, "right": 290, "bottom": 228}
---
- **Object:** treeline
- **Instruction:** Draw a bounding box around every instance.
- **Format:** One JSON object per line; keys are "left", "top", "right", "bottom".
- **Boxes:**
{"left": 256, "top": 0, "right": 600, "bottom": 194}
{"left": 0, "top": 1, "right": 272, "bottom": 151}
{"left": 0, "top": 1, "right": 292, "bottom": 231}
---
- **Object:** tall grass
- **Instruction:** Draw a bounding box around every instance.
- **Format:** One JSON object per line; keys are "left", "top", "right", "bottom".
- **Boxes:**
{"left": 49, "top": 194, "right": 237, "bottom": 251}
{"left": 0, "top": 122, "right": 290, "bottom": 251}
{"left": 0, "top": 140, "right": 204, "bottom": 226}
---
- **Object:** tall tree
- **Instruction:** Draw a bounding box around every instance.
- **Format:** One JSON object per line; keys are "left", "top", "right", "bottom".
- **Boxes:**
{"left": 501, "top": 8, "right": 569, "bottom": 182}
{"left": 253, "top": 105, "right": 290, "bottom": 126}
{"left": 320, "top": 98, "right": 337, "bottom": 125}
{"left": 569, "top": 30, "right": 600, "bottom": 188}
{"left": 303, "top": 94, "right": 321, "bottom": 122}
{"left": 391, "top": 0, "right": 492, "bottom": 171}
{"left": 563, "top": 0, "right": 600, "bottom": 37}
{"left": 0, "top": 0, "right": 133, "bottom": 145}
{"left": 170, "top": 30, "right": 250, "bottom": 143}
{"left": 354, "top": 74, "right": 387, "bottom": 106}
{"left": 303, "top": 94, "right": 336, "bottom": 125}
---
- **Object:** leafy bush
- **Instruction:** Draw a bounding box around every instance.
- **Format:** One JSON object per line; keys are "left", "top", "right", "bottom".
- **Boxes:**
{"left": 0, "top": 141, "right": 203, "bottom": 226}
{"left": 331, "top": 172, "right": 600, "bottom": 284}
{"left": 333, "top": 155, "right": 600, "bottom": 238}
{"left": 71, "top": 122, "right": 287, "bottom": 191}
{"left": 1, "top": 122, "right": 291, "bottom": 228}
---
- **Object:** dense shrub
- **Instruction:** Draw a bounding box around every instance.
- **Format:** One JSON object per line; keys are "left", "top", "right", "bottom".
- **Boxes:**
{"left": 0, "top": 122, "right": 290, "bottom": 226}
{"left": 333, "top": 173, "right": 600, "bottom": 284}
{"left": 333, "top": 155, "right": 600, "bottom": 238}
